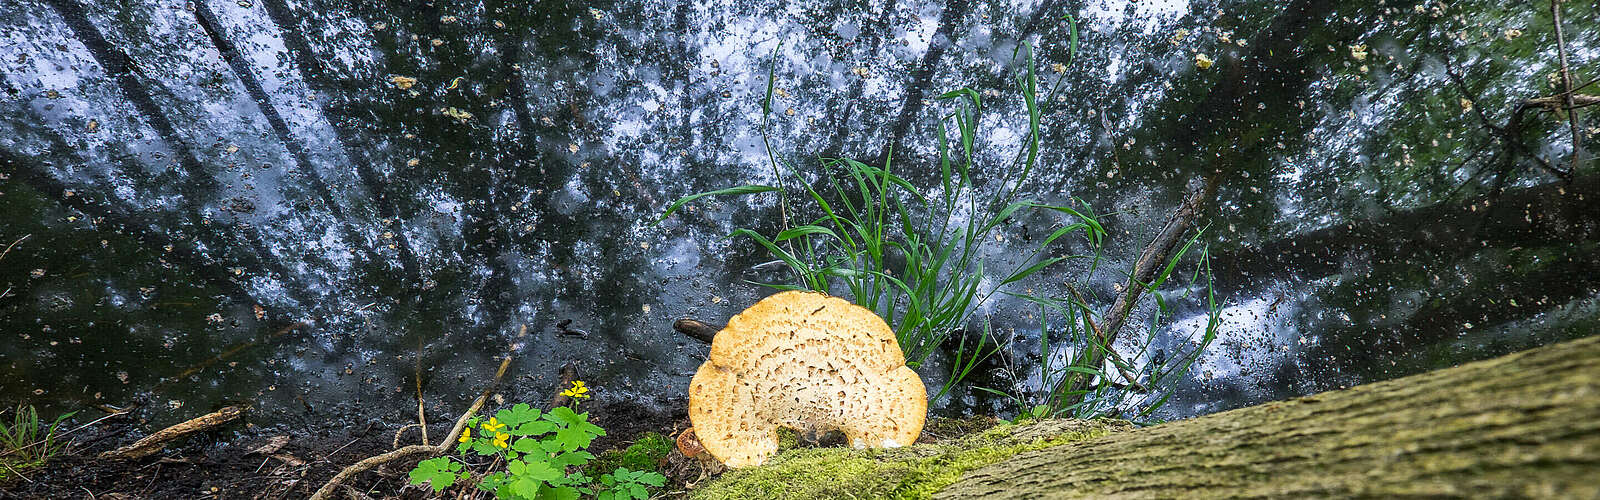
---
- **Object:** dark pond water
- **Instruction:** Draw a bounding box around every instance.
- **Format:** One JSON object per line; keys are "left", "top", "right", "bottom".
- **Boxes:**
{"left": 1, "top": 0, "right": 1595, "bottom": 429}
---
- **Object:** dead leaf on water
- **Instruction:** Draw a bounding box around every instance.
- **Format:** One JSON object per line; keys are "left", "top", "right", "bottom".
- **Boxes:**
{"left": 389, "top": 75, "right": 417, "bottom": 90}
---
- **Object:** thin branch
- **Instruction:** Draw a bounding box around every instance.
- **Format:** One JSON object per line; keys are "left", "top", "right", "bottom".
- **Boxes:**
{"left": 1063, "top": 176, "right": 1217, "bottom": 406}
{"left": 309, "top": 356, "right": 510, "bottom": 500}
{"left": 1066, "top": 287, "right": 1148, "bottom": 393}
{"left": 1442, "top": 58, "right": 1571, "bottom": 181}
{"left": 0, "top": 234, "right": 30, "bottom": 261}
{"left": 1550, "top": 0, "right": 1583, "bottom": 172}
{"left": 310, "top": 323, "right": 528, "bottom": 500}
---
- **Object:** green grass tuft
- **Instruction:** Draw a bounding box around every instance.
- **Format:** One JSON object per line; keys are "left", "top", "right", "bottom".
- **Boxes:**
{"left": 0, "top": 405, "right": 74, "bottom": 482}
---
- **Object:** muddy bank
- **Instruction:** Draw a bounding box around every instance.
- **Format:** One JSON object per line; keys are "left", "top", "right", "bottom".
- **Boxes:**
{"left": 0, "top": 398, "right": 684, "bottom": 499}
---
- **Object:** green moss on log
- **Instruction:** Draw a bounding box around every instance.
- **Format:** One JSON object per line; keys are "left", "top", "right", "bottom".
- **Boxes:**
{"left": 938, "top": 334, "right": 1600, "bottom": 498}
{"left": 690, "top": 419, "right": 1132, "bottom": 500}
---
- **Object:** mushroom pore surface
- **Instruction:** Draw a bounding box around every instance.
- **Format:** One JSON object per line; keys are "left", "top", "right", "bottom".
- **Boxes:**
{"left": 688, "top": 291, "right": 927, "bottom": 468}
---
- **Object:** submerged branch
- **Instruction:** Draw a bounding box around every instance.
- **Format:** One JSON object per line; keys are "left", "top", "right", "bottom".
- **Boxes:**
{"left": 1060, "top": 176, "right": 1216, "bottom": 406}
{"left": 1549, "top": 0, "right": 1584, "bottom": 173}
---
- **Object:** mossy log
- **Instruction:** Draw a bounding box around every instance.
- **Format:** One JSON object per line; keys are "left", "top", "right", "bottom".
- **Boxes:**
{"left": 696, "top": 334, "right": 1600, "bottom": 498}
{"left": 939, "top": 334, "right": 1600, "bottom": 498}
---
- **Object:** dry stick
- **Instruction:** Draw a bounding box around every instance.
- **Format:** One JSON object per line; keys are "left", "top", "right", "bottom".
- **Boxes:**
{"left": 549, "top": 361, "right": 580, "bottom": 410}
{"left": 1550, "top": 0, "right": 1583, "bottom": 173}
{"left": 1066, "top": 286, "right": 1148, "bottom": 393}
{"left": 100, "top": 406, "right": 244, "bottom": 460}
{"left": 309, "top": 355, "right": 514, "bottom": 500}
{"left": 1066, "top": 176, "right": 1218, "bottom": 403}
{"left": 673, "top": 318, "right": 722, "bottom": 344}
{"left": 391, "top": 423, "right": 422, "bottom": 449}
{"left": 414, "top": 333, "right": 428, "bottom": 447}
{"left": 0, "top": 234, "right": 28, "bottom": 261}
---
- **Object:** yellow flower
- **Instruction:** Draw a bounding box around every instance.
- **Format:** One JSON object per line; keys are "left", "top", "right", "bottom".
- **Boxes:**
{"left": 560, "top": 380, "right": 591, "bottom": 399}
{"left": 1194, "top": 54, "right": 1214, "bottom": 70}
{"left": 481, "top": 416, "right": 506, "bottom": 433}
{"left": 459, "top": 427, "right": 472, "bottom": 443}
{"left": 493, "top": 432, "right": 510, "bottom": 449}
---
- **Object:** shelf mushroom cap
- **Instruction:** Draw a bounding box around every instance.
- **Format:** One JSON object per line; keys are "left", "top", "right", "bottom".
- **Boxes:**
{"left": 688, "top": 290, "right": 927, "bottom": 468}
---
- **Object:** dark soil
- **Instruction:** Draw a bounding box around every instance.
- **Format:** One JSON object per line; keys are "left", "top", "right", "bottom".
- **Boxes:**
{"left": 0, "top": 398, "right": 683, "bottom": 499}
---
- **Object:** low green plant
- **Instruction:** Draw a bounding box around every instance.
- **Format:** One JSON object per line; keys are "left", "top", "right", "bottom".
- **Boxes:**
{"left": 583, "top": 432, "right": 670, "bottom": 479}
{"left": 595, "top": 467, "right": 665, "bottom": 500}
{"left": 984, "top": 231, "right": 1223, "bottom": 421}
{"left": 658, "top": 19, "right": 1097, "bottom": 401}
{"left": 0, "top": 404, "right": 75, "bottom": 479}
{"left": 408, "top": 392, "right": 665, "bottom": 499}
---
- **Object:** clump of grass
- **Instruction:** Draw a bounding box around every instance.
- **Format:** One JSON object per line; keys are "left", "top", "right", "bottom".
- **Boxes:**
{"left": 659, "top": 22, "right": 1099, "bottom": 401}
{"left": 0, "top": 405, "right": 75, "bottom": 480}
{"left": 659, "top": 17, "right": 1218, "bottom": 420}
{"left": 986, "top": 237, "right": 1222, "bottom": 421}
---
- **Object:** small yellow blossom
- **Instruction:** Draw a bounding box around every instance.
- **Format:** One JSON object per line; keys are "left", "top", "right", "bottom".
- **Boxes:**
{"left": 1194, "top": 53, "right": 1214, "bottom": 69}
{"left": 1504, "top": 29, "right": 1523, "bottom": 41}
{"left": 493, "top": 432, "right": 510, "bottom": 448}
{"left": 459, "top": 427, "right": 472, "bottom": 443}
{"left": 561, "top": 380, "right": 591, "bottom": 399}
{"left": 481, "top": 416, "right": 507, "bottom": 434}
{"left": 1349, "top": 44, "right": 1368, "bottom": 62}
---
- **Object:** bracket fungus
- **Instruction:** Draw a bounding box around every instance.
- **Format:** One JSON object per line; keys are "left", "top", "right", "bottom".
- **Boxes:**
{"left": 688, "top": 291, "right": 927, "bottom": 467}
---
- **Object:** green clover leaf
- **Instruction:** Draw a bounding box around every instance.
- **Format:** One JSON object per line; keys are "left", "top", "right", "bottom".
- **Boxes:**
{"left": 407, "top": 457, "right": 461, "bottom": 492}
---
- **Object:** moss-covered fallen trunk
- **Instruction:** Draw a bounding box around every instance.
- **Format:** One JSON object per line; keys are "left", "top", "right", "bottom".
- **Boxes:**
{"left": 697, "top": 334, "right": 1600, "bottom": 499}
{"left": 691, "top": 419, "right": 1134, "bottom": 499}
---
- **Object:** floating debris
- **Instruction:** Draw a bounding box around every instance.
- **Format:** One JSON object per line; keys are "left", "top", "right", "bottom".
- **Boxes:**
{"left": 1350, "top": 44, "right": 1368, "bottom": 62}
{"left": 440, "top": 106, "right": 474, "bottom": 123}
{"left": 389, "top": 75, "right": 417, "bottom": 89}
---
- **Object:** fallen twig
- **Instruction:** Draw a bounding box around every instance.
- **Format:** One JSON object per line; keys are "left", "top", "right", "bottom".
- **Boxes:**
{"left": 391, "top": 423, "right": 422, "bottom": 449}
{"left": 100, "top": 406, "right": 243, "bottom": 460}
{"left": 673, "top": 318, "right": 721, "bottom": 344}
{"left": 1064, "top": 176, "right": 1216, "bottom": 404}
{"left": 309, "top": 353, "right": 515, "bottom": 500}
{"left": 1066, "top": 287, "right": 1149, "bottom": 393}
{"left": 549, "top": 361, "right": 580, "bottom": 409}
{"left": 0, "top": 234, "right": 29, "bottom": 262}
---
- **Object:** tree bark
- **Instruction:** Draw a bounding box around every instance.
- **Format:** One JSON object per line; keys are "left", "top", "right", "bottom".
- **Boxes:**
{"left": 938, "top": 334, "right": 1600, "bottom": 498}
